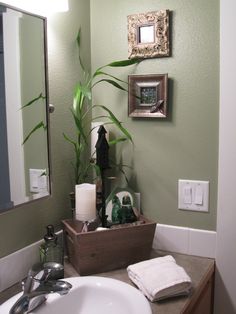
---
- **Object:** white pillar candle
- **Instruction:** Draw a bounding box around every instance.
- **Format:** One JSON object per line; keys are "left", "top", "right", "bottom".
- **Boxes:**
{"left": 91, "top": 122, "right": 109, "bottom": 159}
{"left": 75, "top": 183, "right": 96, "bottom": 221}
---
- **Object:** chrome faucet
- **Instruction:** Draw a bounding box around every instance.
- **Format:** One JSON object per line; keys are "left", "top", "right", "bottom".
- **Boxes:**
{"left": 9, "top": 262, "right": 72, "bottom": 314}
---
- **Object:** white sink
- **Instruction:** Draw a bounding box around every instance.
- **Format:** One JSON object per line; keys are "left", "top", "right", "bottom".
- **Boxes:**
{"left": 0, "top": 276, "right": 152, "bottom": 314}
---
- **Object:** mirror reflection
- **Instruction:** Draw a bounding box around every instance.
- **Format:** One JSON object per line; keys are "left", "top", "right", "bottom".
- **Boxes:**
{"left": 0, "top": 3, "right": 50, "bottom": 212}
{"left": 138, "top": 25, "right": 154, "bottom": 44}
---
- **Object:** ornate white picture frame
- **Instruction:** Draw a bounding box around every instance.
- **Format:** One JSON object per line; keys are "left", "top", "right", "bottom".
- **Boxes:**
{"left": 127, "top": 10, "right": 170, "bottom": 59}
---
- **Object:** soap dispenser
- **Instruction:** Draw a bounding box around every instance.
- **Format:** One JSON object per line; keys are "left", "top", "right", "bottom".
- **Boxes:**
{"left": 39, "top": 224, "right": 64, "bottom": 277}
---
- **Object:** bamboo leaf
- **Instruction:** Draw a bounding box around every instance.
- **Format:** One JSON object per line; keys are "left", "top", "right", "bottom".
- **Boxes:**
{"left": 117, "top": 167, "right": 129, "bottom": 185}
{"left": 21, "top": 93, "right": 46, "bottom": 109}
{"left": 109, "top": 160, "right": 131, "bottom": 185}
{"left": 91, "top": 115, "right": 107, "bottom": 122}
{"left": 63, "top": 133, "right": 77, "bottom": 148}
{"left": 95, "top": 105, "right": 133, "bottom": 143}
{"left": 23, "top": 121, "right": 46, "bottom": 144}
{"left": 94, "top": 58, "right": 140, "bottom": 79}
{"left": 106, "top": 58, "right": 140, "bottom": 67}
{"left": 73, "top": 86, "right": 82, "bottom": 113}
{"left": 108, "top": 137, "right": 128, "bottom": 146}
{"left": 97, "top": 58, "right": 140, "bottom": 71}
{"left": 70, "top": 109, "right": 87, "bottom": 144}
{"left": 80, "top": 84, "right": 92, "bottom": 100}
{"left": 76, "top": 27, "right": 81, "bottom": 47}
{"left": 76, "top": 28, "right": 86, "bottom": 74}
{"left": 92, "top": 163, "right": 101, "bottom": 177}
{"left": 92, "top": 70, "right": 128, "bottom": 85}
{"left": 73, "top": 83, "right": 92, "bottom": 119}
{"left": 92, "top": 79, "right": 128, "bottom": 92}
{"left": 75, "top": 83, "right": 91, "bottom": 101}
{"left": 92, "top": 72, "right": 140, "bottom": 100}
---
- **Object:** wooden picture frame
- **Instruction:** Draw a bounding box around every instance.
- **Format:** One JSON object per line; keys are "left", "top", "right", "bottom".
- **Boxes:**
{"left": 128, "top": 74, "right": 168, "bottom": 118}
{"left": 127, "top": 10, "right": 170, "bottom": 59}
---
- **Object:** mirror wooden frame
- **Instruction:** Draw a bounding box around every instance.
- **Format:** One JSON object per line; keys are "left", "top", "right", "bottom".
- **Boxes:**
{"left": 128, "top": 74, "right": 168, "bottom": 118}
{"left": 127, "top": 10, "right": 170, "bottom": 59}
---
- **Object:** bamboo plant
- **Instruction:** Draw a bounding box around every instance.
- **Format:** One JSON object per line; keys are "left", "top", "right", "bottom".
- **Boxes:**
{"left": 63, "top": 29, "right": 140, "bottom": 185}
{"left": 21, "top": 93, "right": 47, "bottom": 144}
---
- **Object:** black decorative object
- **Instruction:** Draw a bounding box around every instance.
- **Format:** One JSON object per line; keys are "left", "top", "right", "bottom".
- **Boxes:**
{"left": 95, "top": 126, "right": 109, "bottom": 169}
{"left": 95, "top": 126, "right": 110, "bottom": 227}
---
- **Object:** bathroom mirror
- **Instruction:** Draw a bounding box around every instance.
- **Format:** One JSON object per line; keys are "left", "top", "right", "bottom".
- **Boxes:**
{"left": 0, "top": 3, "right": 51, "bottom": 212}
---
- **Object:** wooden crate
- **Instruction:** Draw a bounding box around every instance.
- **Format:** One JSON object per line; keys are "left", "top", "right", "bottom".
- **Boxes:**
{"left": 62, "top": 216, "right": 156, "bottom": 275}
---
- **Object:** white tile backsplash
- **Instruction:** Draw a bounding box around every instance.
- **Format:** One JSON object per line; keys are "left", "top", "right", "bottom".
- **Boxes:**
{"left": 0, "top": 240, "right": 42, "bottom": 292}
{"left": 0, "top": 230, "right": 63, "bottom": 293}
{"left": 153, "top": 224, "right": 216, "bottom": 259}
{"left": 189, "top": 228, "right": 216, "bottom": 258}
{"left": 153, "top": 224, "right": 189, "bottom": 254}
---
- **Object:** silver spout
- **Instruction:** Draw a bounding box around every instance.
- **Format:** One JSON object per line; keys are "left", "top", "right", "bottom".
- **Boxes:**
{"left": 10, "top": 262, "right": 71, "bottom": 314}
{"left": 10, "top": 280, "right": 72, "bottom": 314}
{"left": 9, "top": 295, "right": 46, "bottom": 314}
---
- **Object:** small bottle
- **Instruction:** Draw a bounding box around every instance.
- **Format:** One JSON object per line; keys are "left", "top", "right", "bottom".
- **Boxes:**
{"left": 39, "top": 225, "right": 64, "bottom": 278}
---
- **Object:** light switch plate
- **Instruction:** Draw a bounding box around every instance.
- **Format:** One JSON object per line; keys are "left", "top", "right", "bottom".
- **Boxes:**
{"left": 178, "top": 180, "right": 209, "bottom": 212}
{"left": 29, "top": 169, "right": 47, "bottom": 193}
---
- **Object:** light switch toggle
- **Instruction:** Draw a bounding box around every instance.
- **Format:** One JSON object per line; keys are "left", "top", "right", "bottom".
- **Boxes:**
{"left": 195, "top": 184, "right": 203, "bottom": 205}
{"left": 183, "top": 186, "right": 192, "bottom": 204}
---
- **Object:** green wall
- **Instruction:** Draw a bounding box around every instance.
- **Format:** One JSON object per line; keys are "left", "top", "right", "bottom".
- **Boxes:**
{"left": 0, "top": 0, "right": 91, "bottom": 258}
{"left": 0, "top": 0, "right": 219, "bottom": 259}
{"left": 90, "top": 0, "right": 219, "bottom": 230}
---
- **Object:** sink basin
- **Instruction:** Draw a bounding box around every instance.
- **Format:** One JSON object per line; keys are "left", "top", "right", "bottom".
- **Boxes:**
{"left": 0, "top": 276, "right": 152, "bottom": 314}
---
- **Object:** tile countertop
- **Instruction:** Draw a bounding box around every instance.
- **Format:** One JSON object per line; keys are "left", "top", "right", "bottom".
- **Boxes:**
{"left": 0, "top": 250, "right": 215, "bottom": 313}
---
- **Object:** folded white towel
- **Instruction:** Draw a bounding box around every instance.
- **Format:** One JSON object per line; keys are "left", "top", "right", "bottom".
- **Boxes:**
{"left": 127, "top": 255, "right": 192, "bottom": 302}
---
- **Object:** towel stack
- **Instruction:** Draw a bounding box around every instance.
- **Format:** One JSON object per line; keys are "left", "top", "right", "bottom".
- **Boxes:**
{"left": 127, "top": 255, "right": 192, "bottom": 302}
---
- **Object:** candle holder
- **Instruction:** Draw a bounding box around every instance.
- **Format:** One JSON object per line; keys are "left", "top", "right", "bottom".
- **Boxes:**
{"left": 75, "top": 183, "right": 97, "bottom": 222}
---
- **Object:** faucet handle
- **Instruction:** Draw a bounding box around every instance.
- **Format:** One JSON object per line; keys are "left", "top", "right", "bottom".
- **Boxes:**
{"left": 30, "top": 262, "right": 64, "bottom": 281}
{"left": 40, "top": 262, "right": 64, "bottom": 281}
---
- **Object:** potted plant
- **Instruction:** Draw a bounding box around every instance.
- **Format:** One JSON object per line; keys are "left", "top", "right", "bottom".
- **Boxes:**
{"left": 63, "top": 29, "right": 140, "bottom": 194}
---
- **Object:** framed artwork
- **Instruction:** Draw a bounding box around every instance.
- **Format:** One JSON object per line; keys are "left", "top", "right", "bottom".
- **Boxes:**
{"left": 128, "top": 74, "right": 168, "bottom": 118}
{"left": 127, "top": 10, "right": 170, "bottom": 59}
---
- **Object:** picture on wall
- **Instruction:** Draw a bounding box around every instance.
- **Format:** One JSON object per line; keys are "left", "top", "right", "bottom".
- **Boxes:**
{"left": 127, "top": 10, "right": 170, "bottom": 59}
{"left": 128, "top": 74, "right": 168, "bottom": 118}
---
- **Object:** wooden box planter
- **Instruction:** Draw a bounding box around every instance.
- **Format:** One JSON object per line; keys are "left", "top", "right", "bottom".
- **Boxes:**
{"left": 62, "top": 216, "right": 156, "bottom": 275}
